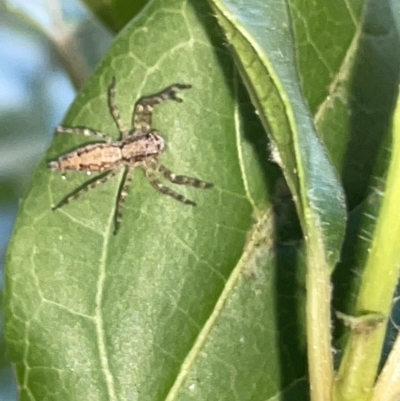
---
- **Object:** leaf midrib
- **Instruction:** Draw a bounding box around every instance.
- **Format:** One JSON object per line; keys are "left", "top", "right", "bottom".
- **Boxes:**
{"left": 163, "top": 209, "right": 273, "bottom": 401}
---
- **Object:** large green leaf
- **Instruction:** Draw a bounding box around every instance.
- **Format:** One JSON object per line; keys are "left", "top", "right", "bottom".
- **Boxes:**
{"left": 4, "top": 0, "right": 308, "bottom": 400}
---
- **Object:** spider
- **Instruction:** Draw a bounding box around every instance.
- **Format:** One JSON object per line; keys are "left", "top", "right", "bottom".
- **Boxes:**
{"left": 49, "top": 77, "right": 213, "bottom": 234}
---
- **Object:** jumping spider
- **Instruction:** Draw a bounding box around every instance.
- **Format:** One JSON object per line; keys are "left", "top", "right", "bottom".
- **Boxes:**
{"left": 49, "top": 77, "right": 213, "bottom": 234}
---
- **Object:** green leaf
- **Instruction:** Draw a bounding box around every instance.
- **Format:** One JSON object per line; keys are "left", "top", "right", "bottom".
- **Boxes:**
{"left": 314, "top": 0, "right": 399, "bottom": 209}
{"left": 4, "top": 0, "right": 308, "bottom": 400}
{"left": 393, "top": 0, "right": 400, "bottom": 28}
{"left": 290, "top": 0, "right": 366, "bottom": 206}
{"left": 207, "top": 1, "right": 347, "bottom": 400}
{"left": 289, "top": 0, "right": 365, "bottom": 116}
{"left": 209, "top": 0, "right": 346, "bottom": 269}
{"left": 81, "top": 0, "right": 150, "bottom": 32}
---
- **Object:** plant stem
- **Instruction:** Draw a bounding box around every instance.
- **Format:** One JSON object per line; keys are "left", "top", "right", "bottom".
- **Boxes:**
{"left": 333, "top": 91, "right": 400, "bottom": 401}
{"left": 371, "top": 329, "right": 400, "bottom": 401}
{"left": 306, "top": 231, "right": 334, "bottom": 401}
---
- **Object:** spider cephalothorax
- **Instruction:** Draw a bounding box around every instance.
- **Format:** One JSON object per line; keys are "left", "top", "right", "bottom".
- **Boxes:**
{"left": 49, "top": 77, "right": 213, "bottom": 233}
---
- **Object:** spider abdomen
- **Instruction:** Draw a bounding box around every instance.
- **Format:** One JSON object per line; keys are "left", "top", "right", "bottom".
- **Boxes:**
{"left": 49, "top": 143, "right": 122, "bottom": 172}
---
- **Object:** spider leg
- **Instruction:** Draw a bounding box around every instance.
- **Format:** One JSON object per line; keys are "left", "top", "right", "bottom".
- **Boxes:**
{"left": 113, "top": 166, "right": 134, "bottom": 234}
{"left": 156, "top": 163, "right": 213, "bottom": 189}
{"left": 132, "top": 83, "right": 192, "bottom": 133}
{"left": 52, "top": 169, "right": 119, "bottom": 211}
{"left": 108, "top": 76, "right": 129, "bottom": 137}
{"left": 145, "top": 169, "right": 196, "bottom": 206}
{"left": 56, "top": 126, "right": 112, "bottom": 142}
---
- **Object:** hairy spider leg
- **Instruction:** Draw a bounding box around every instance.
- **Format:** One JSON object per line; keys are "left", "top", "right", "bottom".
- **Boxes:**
{"left": 56, "top": 126, "right": 112, "bottom": 142}
{"left": 156, "top": 162, "right": 213, "bottom": 189}
{"left": 108, "top": 76, "right": 129, "bottom": 137}
{"left": 113, "top": 166, "right": 135, "bottom": 234}
{"left": 144, "top": 168, "right": 196, "bottom": 206}
{"left": 132, "top": 83, "right": 192, "bottom": 134}
{"left": 52, "top": 169, "right": 120, "bottom": 211}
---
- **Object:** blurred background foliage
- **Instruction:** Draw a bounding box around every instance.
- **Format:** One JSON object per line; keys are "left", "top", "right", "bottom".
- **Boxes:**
{"left": 0, "top": 1, "right": 115, "bottom": 398}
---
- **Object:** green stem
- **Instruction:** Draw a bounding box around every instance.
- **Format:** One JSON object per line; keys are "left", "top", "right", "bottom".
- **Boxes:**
{"left": 371, "top": 330, "right": 400, "bottom": 401}
{"left": 306, "top": 230, "right": 334, "bottom": 401}
{"left": 333, "top": 91, "right": 400, "bottom": 401}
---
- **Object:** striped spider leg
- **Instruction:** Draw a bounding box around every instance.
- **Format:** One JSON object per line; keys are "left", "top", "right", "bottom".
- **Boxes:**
{"left": 143, "top": 158, "right": 213, "bottom": 206}
{"left": 132, "top": 83, "right": 192, "bottom": 134}
{"left": 49, "top": 77, "right": 213, "bottom": 234}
